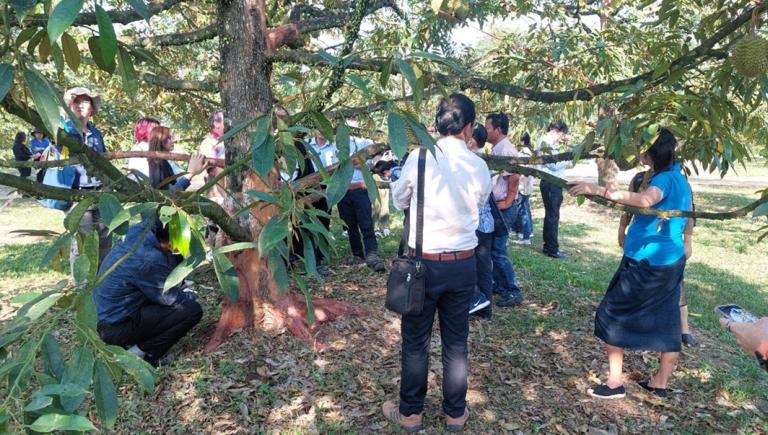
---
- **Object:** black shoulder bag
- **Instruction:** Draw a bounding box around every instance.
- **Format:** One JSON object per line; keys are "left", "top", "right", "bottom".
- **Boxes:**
{"left": 385, "top": 148, "right": 427, "bottom": 316}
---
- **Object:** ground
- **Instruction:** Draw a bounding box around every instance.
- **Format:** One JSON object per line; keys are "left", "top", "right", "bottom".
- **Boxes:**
{"left": 1, "top": 162, "right": 767, "bottom": 434}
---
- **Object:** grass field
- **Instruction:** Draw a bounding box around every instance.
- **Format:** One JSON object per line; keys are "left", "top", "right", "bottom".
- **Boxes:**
{"left": 0, "top": 178, "right": 767, "bottom": 433}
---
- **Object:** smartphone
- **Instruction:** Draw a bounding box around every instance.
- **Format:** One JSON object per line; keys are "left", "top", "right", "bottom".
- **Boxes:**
{"left": 715, "top": 304, "right": 758, "bottom": 323}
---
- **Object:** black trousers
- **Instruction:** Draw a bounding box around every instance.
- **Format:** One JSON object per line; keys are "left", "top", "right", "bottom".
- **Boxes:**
{"left": 399, "top": 256, "right": 476, "bottom": 418}
{"left": 540, "top": 180, "right": 563, "bottom": 255}
{"left": 337, "top": 188, "right": 377, "bottom": 258}
{"left": 291, "top": 197, "right": 331, "bottom": 263}
{"left": 97, "top": 300, "right": 202, "bottom": 365}
{"left": 475, "top": 231, "right": 494, "bottom": 316}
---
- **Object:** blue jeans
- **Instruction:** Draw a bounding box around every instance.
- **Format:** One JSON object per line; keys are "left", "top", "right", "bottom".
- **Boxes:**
{"left": 399, "top": 257, "right": 475, "bottom": 418}
{"left": 513, "top": 194, "right": 532, "bottom": 240}
{"left": 492, "top": 206, "right": 522, "bottom": 297}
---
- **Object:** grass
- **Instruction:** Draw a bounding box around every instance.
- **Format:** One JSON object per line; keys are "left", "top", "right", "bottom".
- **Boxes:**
{"left": 0, "top": 182, "right": 767, "bottom": 433}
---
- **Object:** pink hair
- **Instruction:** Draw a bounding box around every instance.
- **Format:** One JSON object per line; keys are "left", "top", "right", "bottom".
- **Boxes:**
{"left": 133, "top": 117, "right": 160, "bottom": 143}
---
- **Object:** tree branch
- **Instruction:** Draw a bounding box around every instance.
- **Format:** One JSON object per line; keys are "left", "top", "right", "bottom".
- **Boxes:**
{"left": 272, "top": 3, "right": 761, "bottom": 103}
{"left": 1, "top": 151, "right": 226, "bottom": 169}
{"left": 26, "top": 0, "right": 189, "bottom": 27}
{"left": 136, "top": 71, "right": 217, "bottom": 92}
{"left": 121, "top": 25, "right": 218, "bottom": 47}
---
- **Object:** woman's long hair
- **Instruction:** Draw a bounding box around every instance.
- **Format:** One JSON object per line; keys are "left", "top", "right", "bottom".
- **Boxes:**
{"left": 147, "top": 126, "right": 174, "bottom": 188}
{"left": 13, "top": 132, "right": 26, "bottom": 146}
{"left": 647, "top": 128, "right": 677, "bottom": 172}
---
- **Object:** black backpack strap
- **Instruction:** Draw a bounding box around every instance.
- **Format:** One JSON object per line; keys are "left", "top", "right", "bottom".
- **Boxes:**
{"left": 397, "top": 148, "right": 427, "bottom": 258}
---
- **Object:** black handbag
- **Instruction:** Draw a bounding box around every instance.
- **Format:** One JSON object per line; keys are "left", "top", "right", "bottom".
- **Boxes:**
{"left": 385, "top": 148, "right": 427, "bottom": 316}
{"left": 489, "top": 195, "right": 509, "bottom": 237}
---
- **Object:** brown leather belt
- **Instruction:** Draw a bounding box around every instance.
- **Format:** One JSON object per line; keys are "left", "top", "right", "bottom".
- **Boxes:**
{"left": 409, "top": 248, "right": 475, "bottom": 261}
{"left": 348, "top": 181, "right": 367, "bottom": 191}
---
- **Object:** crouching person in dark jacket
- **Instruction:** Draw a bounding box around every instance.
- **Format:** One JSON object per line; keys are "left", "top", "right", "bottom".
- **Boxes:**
{"left": 93, "top": 219, "right": 203, "bottom": 367}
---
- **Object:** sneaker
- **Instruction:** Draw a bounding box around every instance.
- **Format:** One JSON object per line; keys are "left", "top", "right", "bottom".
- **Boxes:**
{"left": 365, "top": 252, "right": 386, "bottom": 272}
{"left": 587, "top": 384, "right": 626, "bottom": 399}
{"left": 382, "top": 400, "right": 422, "bottom": 433}
{"left": 637, "top": 380, "right": 668, "bottom": 398}
{"left": 446, "top": 408, "right": 469, "bottom": 432}
{"left": 544, "top": 250, "right": 568, "bottom": 259}
{"left": 496, "top": 293, "right": 522, "bottom": 307}
{"left": 514, "top": 238, "right": 532, "bottom": 245}
{"left": 469, "top": 295, "right": 491, "bottom": 314}
{"left": 682, "top": 333, "right": 698, "bottom": 347}
{"left": 470, "top": 307, "right": 492, "bottom": 320}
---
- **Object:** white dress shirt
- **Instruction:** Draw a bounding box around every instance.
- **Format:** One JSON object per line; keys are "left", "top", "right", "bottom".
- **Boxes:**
{"left": 535, "top": 135, "right": 569, "bottom": 178}
{"left": 127, "top": 141, "right": 150, "bottom": 180}
{"left": 392, "top": 136, "right": 492, "bottom": 253}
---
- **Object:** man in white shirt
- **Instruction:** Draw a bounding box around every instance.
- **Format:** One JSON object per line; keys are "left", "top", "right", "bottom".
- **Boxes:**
{"left": 384, "top": 93, "right": 491, "bottom": 432}
{"left": 535, "top": 121, "right": 571, "bottom": 259}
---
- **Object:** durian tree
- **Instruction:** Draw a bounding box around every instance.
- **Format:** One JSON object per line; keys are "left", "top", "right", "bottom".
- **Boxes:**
{"left": 1, "top": 0, "right": 768, "bottom": 431}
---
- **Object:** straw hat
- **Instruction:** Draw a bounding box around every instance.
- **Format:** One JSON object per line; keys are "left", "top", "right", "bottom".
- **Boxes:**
{"left": 64, "top": 87, "right": 102, "bottom": 114}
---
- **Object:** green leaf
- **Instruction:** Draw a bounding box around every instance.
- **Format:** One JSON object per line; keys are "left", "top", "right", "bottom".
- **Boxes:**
{"left": 752, "top": 201, "right": 768, "bottom": 217}
{"left": 325, "top": 159, "right": 354, "bottom": 207}
{"left": 27, "top": 413, "right": 96, "bottom": 433}
{"left": 169, "top": 212, "right": 191, "bottom": 257}
{"left": 98, "top": 194, "right": 123, "bottom": 229}
{"left": 94, "top": 4, "right": 117, "bottom": 70}
{"left": 0, "top": 64, "right": 14, "bottom": 102}
{"left": 11, "top": 0, "right": 37, "bottom": 20}
{"left": 12, "top": 292, "right": 41, "bottom": 304}
{"left": 258, "top": 216, "right": 288, "bottom": 255}
{"left": 117, "top": 46, "right": 138, "bottom": 97}
{"left": 41, "top": 333, "right": 65, "bottom": 381}
{"left": 158, "top": 205, "right": 176, "bottom": 226}
{"left": 310, "top": 111, "right": 335, "bottom": 140}
{"left": 51, "top": 42, "right": 65, "bottom": 74}
{"left": 577, "top": 195, "right": 585, "bottom": 206}
{"left": 396, "top": 59, "right": 419, "bottom": 102}
{"left": 405, "top": 117, "right": 436, "bottom": 154}
{"left": 59, "top": 346, "right": 94, "bottom": 412}
{"left": 24, "top": 395, "right": 53, "bottom": 412}
{"left": 296, "top": 276, "right": 314, "bottom": 325}
{"left": 112, "top": 350, "right": 155, "bottom": 392}
{"left": 431, "top": 0, "right": 444, "bottom": 13}
{"left": 26, "top": 28, "right": 45, "bottom": 56}
{"left": 301, "top": 233, "right": 317, "bottom": 277}
{"left": 360, "top": 163, "right": 379, "bottom": 204}
{"left": 93, "top": 361, "right": 119, "bottom": 430}
{"left": 61, "top": 32, "right": 81, "bottom": 72}
{"left": 127, "top": 0, "right": 152, "bottom": 21}
{"left": 15, "top": 27, "right": 38, "bottom": 48}
{"left": 387, "top": 111, "right": 408, "bottom": 159}
{"left": 72, "top": 255, "right": 90, "bottom": 283}
{"left": 212, "top": 242, "right": 258, "bottom": 255}
{"left": 252, "top": 135, "right": 276, "bottom": 178}
{"left": 250, "top": 114, "right": 271, "bottom": 152}
{"left": 38, "top": 34, "right": 52, "bottom": 61}
{"left": 33, "top": 383, "right": 88, "bottom": 397}
{"left": 47, "top": 0, "right": 85, "bottom": 44}
{"left": 63, "top": 197, "right": 96, "bottom": 233}
{"left": 335, "top": 124, "right": 350, "bottom": 157}
{"left": 267, "top": 249, "right": 289, "bottom": 294}
{"left": 23, "top": 68, "right": 66, "bottom": 137}
{"left": 87, "top": 36, "right": 116, "bottom": 74}
{"left": 213, "top": 253, "right": 239, "bottom": 303}
{"left": 75, "top": 289, "right": 97, "bottom": 330}
{"left": 379, "top": 59, "right": 392, "bottom": 88}
{"left": 24, "top": 292, "right": 63, "bottom": 322}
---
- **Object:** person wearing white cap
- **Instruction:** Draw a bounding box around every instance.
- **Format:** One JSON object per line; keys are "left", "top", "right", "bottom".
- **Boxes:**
{"left": 61, "top": 87, "right": 111, "bottom": 269}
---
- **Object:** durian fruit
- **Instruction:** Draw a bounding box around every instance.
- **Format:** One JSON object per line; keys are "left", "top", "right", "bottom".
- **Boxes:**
{"left": 731, "top": 34, "right": 768, "bottom": 78}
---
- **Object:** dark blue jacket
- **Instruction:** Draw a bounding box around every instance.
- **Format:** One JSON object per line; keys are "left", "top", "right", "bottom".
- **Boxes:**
{"left": 93, "top": 221, "right": 193, "bottom": 324}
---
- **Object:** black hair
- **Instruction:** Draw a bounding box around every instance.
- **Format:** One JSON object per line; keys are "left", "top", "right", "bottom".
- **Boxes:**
{"left": 435, "top": 93, "right": 476, "bottom": 136}
{"left": 472, "top": 123, "right": 488, "bottom": 147}
{"left": 485, "top": 112, "right": 509, "bottom": 135}
{"left": 520, "top": 132, "right": 531, "bottom": 147}
{"left": 647, "top": 128, "right": 677, "bottom": 172}
{"left": 547, "top": 120, "right": 569, "bottom": 134}
{"left": 153, "top": 219, "right": 170, "bottom": 243}
{"left": 373, "top": 160, "right": 398, "bottom": 175}
{"left": 148, "top": 160, "right": 175, "bottom": 190}
{"left": 14, "top": 131, "right": 26, "bottom": 145}
{"left": 209, "top": 109, "right": 224, "bottom": 129}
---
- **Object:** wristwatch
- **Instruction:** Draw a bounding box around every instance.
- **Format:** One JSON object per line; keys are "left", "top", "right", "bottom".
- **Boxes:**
{"left": 755, "top": 351, "right": 768, "bottom": 372}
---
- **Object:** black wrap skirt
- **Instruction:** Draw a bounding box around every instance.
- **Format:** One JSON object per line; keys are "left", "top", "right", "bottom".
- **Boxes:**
{"left": 595, "top": 255, "right": 686, "bottom": 353}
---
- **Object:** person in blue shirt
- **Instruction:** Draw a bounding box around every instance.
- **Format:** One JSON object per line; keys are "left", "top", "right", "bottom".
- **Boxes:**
{"left": 93, "top": 219, "right": 203, "bottom": 367}
{"left": 568, "top": 128, "right": 692, "bottom": 399}
{"left": 29, "top": 128, "right": 50, "bottom": 154}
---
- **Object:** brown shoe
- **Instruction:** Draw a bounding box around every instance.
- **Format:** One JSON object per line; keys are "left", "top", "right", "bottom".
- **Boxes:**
{"left": 382, "top": 400, "right": 422, "bottom": 433}
{"left": 445, "top": 408, "right": 469, "bottom": 432}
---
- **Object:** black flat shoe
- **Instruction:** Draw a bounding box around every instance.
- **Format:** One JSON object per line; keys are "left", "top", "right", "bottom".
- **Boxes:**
{"left": 587, "top": 384, "right": 625, "bottom": 399}
{"left": 544, "top": 250, "right": 568, "bottom": 259}
{"left": 637, "top": 380, "right": 668, "bottom": 398}
{"left": 682, "top": 333, "right": 698, "bottom": 347}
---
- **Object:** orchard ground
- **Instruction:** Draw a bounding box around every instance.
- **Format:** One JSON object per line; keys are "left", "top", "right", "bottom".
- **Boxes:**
{"left": 1, "top": 161, "right": 767, "bottom": 433}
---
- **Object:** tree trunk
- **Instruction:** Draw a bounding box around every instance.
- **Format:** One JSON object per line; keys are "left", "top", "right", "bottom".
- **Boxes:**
{"left": 205, "top": 0, "right": 363, "bottom": 351}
